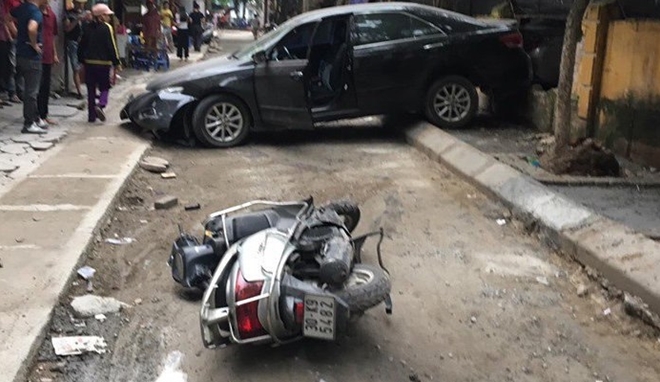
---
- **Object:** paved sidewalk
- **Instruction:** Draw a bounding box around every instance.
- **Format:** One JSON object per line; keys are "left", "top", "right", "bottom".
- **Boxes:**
{"left": 0, "top": 47, "right": 208, "bottom": 382}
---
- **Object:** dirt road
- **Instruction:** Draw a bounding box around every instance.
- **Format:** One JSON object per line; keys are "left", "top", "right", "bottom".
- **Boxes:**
{"left": 28, "top": 33, "right": 660, "bottom": 382}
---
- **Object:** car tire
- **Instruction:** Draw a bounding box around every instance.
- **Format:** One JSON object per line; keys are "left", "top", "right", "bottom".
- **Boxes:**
{"left": 192, "top": 94, "right": 251, "bottom": 148}
{"left": 424, "top": 76, "right": 478, "bottom": 129}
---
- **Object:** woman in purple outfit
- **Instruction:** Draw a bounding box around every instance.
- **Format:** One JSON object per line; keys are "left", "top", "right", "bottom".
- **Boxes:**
{"left": 77, "top": 3, "right": 120, "bottom": 123}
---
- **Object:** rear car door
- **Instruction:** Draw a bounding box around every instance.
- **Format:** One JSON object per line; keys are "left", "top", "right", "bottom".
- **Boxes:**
{"left": 351, "top": 12, "right": 446, "bottom": 114}
{"left": 254, "top": 22, "right": 317, "bottom": 128}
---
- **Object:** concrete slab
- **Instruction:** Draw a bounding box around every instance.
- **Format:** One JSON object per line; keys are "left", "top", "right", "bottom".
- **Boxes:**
{"left": 0, "top": 177, "right": 111, "bottom": 206}
{"left": 48, "top": 105, "right": 80, "bottom": 118}
{"left": 31, "top": 136, "right": 144, "bottom": 176}
{"left": 497, "top": 176, "right": 594, "bottom": 231}
{"left": 0, "top": 210, "right": 86, "bottom": 248}
{"left": 441, "top": 142, "right": 495, "bottom": 178}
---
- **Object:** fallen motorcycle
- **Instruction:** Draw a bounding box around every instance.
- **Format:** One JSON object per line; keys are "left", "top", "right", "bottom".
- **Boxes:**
{"left": 168, "top": 197, "right": 392, "bottom": 348}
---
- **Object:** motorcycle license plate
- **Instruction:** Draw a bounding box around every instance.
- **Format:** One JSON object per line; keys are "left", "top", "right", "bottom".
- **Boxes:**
{"left": 303, "top": 294, "right": 336, "bottom": 341}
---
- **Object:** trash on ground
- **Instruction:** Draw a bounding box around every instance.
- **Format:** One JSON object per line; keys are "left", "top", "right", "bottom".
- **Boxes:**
{"left": 140, "top": 219, "right": 148, "bottom": 224}
{"left": 161, "top": 171, "right": 177, "bottom": 179}
{"left": 139, "top": 156, "right": 170, "bottom": 173}
{"left": 155, "top": 195, "right": 178, "bottom": 210}
{"left": 105, "top": 237, "right": 135, "bottom": 245}
{"left": 86, "top": 279, "right": 94, "bottom": 293}
{"left": 134, "top": 298, "right": 143, "bottom": 305}
{"left": 70, "top": 294, "right": 129, "bottom": 317}
{"left": 184, "top": 203, "right": 201, "bottom": 211}
{"left": 536, "top": 276, "right": 550, "bottom": 286}
{"left": 496, "top": 219, "right": 507, "bottom": 226}
{"left": 155, "top": 351, "right": 187, "bottom": 382}
{"left": 577, "top": 284, "right": 589, "bottom": 297}
{"left": 51, "top": 336, "right": 107, "bottom": 356}
{"left": 94, "top": 313, "right": 107, "bottom": 322}
{"left": 77, "top": 265, "right": 96, "bottom": 280}
{"left": 603, "top": 307, "right": 612, "bottom": 316}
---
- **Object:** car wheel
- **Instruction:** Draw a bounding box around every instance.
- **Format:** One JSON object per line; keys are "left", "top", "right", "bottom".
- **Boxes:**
{"left": 192, "top": 95, "right": 251, "bottom": 148}
{"left": 425, "top": 76, "right": 478, "bottom": 129}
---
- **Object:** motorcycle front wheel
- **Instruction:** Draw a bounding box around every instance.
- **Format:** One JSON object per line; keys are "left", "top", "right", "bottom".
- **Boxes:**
{"left": 334, "top": 264, "right": 391, "bottom": 313}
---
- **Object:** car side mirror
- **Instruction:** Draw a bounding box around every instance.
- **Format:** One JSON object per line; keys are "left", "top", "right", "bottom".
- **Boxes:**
{"left": 253, "top": 50, "right": 267, "bottom": 64}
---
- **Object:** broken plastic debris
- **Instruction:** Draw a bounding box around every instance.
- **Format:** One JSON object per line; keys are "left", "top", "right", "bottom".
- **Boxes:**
{"left": 603, "top": 308, "right": 612, "bottom": 316}
{"left": 52, "top": 336, "right": 107, "bottom": 356}
{"left": 105, "top": 237, "right": 135, "bottom": 245}
{"left": 496, "top": 219, "right": 507, "bottom": 226}
{"left": 536, "top": 276, "right": 549, "bottom": 286}
{"left": 140, "top": 219, "right": 148, "bottom": 224}
{"left": 77, "top": 265, "right": 96, "bottom": 280}
{"left": 94, "top": 314, "right": 107, "bottom": 322}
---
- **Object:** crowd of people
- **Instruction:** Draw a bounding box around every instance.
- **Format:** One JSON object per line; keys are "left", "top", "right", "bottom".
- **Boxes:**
{"left": 0, "top": 0, "right": 254, "bottom": 134}
{"left": 0, "top": 0, "right": 121, "bottom": 133}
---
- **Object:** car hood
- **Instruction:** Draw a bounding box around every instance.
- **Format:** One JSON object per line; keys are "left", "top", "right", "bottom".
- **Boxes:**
{"left": 146, "top": 55, "right": 252, "bottom": 91}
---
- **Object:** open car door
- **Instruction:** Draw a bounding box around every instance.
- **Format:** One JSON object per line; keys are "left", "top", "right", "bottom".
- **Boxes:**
{"left": 254, "top": 22, "right": 318, "bottom": 128}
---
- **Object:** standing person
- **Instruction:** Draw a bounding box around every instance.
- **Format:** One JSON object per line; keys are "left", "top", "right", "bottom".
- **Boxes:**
{"left": 141, "top": 0, "right": 160, "bottom": 54}
{"left": 249, "top": 13, "right": 260, "bottom": 40}
{"left": 160, "top": 1, "right": 174, "bottom": 52}
{"left": 10, "top": 0, "right": 47, "bottom": 134}
{"left": 63, "top": 0, "right": 86, "bottom": 100}
{"left": 175, "top": 6, "right": 189, "bottom": 61}
{"left": 78, "top": 3, "right": 120, "bottom": 123}
{"left": 36, "top": 0, "right": 57, "bottom": 127}
{"left": 1, "top": 0, "right": 22, "bottom": 104}
{"left": 189, "top": 2, "right": 203, "bottom": 52}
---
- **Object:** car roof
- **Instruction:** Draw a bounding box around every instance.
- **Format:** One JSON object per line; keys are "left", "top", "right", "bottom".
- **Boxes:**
{"left": 289, "top": 2, "right": 478, "bottom": 25}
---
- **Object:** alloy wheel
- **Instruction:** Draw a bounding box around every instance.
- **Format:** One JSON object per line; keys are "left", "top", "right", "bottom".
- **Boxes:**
{"left": 433, "top": 83, "right": 472, "bottom": 123}
{"left": 204, "top": 102, "right": 244, "bottom": 143}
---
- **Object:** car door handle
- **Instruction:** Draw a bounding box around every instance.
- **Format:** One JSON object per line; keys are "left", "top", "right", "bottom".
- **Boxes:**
{"left": 289, "top": 71, "right": 304, "bottom": 80}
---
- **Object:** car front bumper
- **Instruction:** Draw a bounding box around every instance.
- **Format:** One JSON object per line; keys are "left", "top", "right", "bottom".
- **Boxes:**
{"left": 120, "top": 90, "right": 197, "bottom": 132}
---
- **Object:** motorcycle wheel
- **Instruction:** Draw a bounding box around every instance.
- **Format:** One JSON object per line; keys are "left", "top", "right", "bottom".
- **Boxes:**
{"left": 322, "top": 200, "right": 360, "bottom": 233}
{"left": 334, "top": 264, "right": 391, "bottom": 313}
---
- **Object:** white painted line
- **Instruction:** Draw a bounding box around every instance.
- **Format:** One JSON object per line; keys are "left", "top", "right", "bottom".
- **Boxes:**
{"left": 0, "top": 244, "right": 41, "bottom": 250}
{"left": 0, "top": 204, "right": 92, "bottom": 212}
{"left": 28, "top": 174, "right": 119, "bottom": 179}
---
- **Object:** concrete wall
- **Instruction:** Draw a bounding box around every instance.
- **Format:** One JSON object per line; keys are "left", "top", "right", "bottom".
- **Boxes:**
{"left": 596, "top": 20, "right": 660, "bottom": 167}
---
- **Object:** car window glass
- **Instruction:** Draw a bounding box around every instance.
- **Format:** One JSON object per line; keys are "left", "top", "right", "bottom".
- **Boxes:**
{"left": 409, "top": 16, "right": 442, "bottom": 38}
{"left": 353, "top": 13, "right": 440, "bottom": 45}
{"left": 270, "top": 22, "right": 316, "bottom": 61}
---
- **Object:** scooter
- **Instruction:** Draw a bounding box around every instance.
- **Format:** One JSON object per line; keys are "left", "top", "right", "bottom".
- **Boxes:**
{"left": 168, "top": 197, "right": 392, "bottom": 348}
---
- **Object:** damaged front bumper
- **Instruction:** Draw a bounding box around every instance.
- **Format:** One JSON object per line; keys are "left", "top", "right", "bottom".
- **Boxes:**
{"left": 120, "top": 89, "right": 197, "bottom": 133}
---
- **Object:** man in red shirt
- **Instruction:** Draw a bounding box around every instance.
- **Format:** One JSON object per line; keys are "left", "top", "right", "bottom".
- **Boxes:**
{"left": 36, "top": 0, "right": 57, "bottom": 127}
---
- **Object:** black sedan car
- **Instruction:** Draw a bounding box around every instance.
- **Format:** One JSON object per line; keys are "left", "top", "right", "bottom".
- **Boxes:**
{"left": 121, "top": 2, "right": 531, "bottom": 147}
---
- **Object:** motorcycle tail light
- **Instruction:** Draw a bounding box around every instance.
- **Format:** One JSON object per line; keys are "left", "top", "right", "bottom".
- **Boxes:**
{"left": 500, "top": 32, "right": 523, "bottom": 49}
{"left": 234, "top": 270, "right": 267, "bottom": 339}
{"left": 294, "top": 301, "right": 304, "bottom": 324}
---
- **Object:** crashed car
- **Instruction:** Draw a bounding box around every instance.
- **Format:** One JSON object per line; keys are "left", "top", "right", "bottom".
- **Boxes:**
{"left": 121, "top": 2, "right": 531, "bottom": 148}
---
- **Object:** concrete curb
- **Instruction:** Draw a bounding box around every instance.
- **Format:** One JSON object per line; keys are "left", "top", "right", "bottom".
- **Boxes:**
{"left": 404, "top": 121, "right": 660, "bottom": 315}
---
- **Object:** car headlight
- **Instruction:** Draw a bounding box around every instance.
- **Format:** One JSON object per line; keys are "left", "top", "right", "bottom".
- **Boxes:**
{"left": 161, "top": 86, "right": 184, "bottom": 94}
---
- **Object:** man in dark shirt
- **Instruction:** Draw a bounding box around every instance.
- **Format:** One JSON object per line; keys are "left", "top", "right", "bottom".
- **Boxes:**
{"left": 189, "top": 2, "right": 204, "bottom": 52}
{"left": 63, "top": 0, "right": 86, "bottom": 99}
{"left": 10, "top": 0, "right": 47, "bottom": 134}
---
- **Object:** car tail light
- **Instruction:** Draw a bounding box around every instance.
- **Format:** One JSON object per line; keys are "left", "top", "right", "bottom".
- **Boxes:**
{"left": 294, "top": 301, "right": 304, "bottom": 324}
{"left": 500, "top": 32, "right": 523, "bottom": 48}
{"left": 234, "top": 270, "right": 267, "bottom": 339}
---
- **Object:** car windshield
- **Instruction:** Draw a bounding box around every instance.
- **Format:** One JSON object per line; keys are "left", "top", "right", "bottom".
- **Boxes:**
{"left": 231, "top": 20, "right": 297, "bottom": 59}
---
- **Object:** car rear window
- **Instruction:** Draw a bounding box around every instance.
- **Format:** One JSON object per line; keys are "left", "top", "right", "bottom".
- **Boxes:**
{"left": 353, "top": 12, "right": 443, "bottom": 45}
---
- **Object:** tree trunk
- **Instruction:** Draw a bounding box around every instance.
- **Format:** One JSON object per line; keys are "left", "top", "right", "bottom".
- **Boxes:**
{"left": 552, "top": 0, "right": 590, "bottom": 155}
